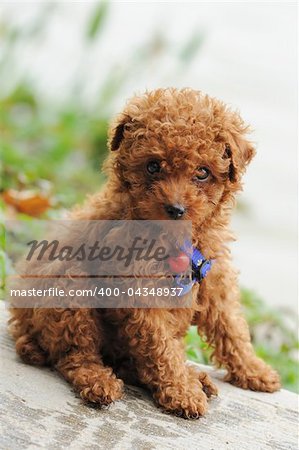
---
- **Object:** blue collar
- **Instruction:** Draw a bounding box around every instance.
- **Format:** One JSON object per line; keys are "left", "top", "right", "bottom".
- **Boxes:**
{"left": 175, "top": 240, "right": 213, "bottom": 296}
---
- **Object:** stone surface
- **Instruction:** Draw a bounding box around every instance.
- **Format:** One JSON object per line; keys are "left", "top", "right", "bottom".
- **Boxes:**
{"left": 0, "top": 303, "right": 298, "bottom": 450}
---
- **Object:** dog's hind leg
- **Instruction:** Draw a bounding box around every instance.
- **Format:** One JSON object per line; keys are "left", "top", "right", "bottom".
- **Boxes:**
{"left": 15, "top": 334, "right": 48, "bottom": 366}
{"left": 9, "top": 308, "right": 48, "bottom": 366}
{"left": 38, "top": 308, "right": 124, "bottom": 406}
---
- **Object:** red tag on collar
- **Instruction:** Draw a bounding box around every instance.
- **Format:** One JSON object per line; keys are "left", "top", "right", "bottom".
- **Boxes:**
{"left": 167, "top": 252, "right": 190, "bottom": 273}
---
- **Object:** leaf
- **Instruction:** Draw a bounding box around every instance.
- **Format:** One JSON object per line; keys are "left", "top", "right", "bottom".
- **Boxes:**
{"left": 2, "top": 189, "right": 51, "bottom": 217}
{"left": 86, "top": 2, "right": 109, "bottom": 41}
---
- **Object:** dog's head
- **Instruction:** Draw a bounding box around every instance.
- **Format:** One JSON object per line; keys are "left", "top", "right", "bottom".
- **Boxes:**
{"left": 106, "top": 88, "right": 255, "bottom": 226}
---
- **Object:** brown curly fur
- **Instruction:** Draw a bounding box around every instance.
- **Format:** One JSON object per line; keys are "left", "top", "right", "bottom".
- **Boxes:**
{"left": 9, "top": 88, "right": 280, "bottom": 419}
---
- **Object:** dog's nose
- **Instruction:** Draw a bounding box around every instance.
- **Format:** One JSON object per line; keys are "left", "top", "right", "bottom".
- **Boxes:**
{"left": 164, "top": 204, "right": 185, "bottom": 220}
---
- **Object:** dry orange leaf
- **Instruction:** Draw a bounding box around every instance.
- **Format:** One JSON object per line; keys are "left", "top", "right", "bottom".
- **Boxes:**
{"left": 3, "top": 189, "right": 51, "bottom": 217}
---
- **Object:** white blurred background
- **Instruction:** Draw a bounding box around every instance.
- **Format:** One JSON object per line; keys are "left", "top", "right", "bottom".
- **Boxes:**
{"left": 1, "top": 1, "right": 297, "bottom": 310}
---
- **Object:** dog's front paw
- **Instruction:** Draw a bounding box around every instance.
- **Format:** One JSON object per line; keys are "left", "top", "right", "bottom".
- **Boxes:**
{"left": 80, "top": 375, "right": 124, "bottom": 406}
{"left": 154, "top": 381, "right": 208, "bottom": 419}
{"left": 226, "top": 360, "right": 281, "bottom": 393}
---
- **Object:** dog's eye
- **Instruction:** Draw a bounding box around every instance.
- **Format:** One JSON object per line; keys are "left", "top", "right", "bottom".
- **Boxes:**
{"left": 196, "top": 167, "right": 210, "bottom": 181}
{"left": 147, "top": 160, "right": 161, "bottom": 175}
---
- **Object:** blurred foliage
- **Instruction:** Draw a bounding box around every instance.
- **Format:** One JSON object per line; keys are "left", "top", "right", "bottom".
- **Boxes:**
{"left": 1, "top": 2, "right": 298, "bottom": 393}
{"left": 86, "top": 1, "right": 109, "bottom": 41}
{"left": 1, "top": 83, "right": 107, "bottom": 208}
{"left": 241, "top": 289, "right": 299, "bottom": 392}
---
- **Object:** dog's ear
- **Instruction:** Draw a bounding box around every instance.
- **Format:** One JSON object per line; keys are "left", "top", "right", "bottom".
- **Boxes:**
{"left": 224, "top": 137, "right": 255, "bottom": 183}
{"left": 108, "top": 115, "right": 132, "bottom": 151}
{"left": 223, "top": 113, "right": 256, "bottom": 183}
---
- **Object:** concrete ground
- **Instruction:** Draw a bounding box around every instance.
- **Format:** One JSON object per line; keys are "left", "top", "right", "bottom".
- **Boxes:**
{"left": 0, "top": 304, "right": 298, "bottom": 450}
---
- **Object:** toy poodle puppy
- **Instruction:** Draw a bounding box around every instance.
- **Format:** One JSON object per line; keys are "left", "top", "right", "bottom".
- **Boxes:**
{"left": 9, "top": 88, "right": 280, "bottom": 419}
